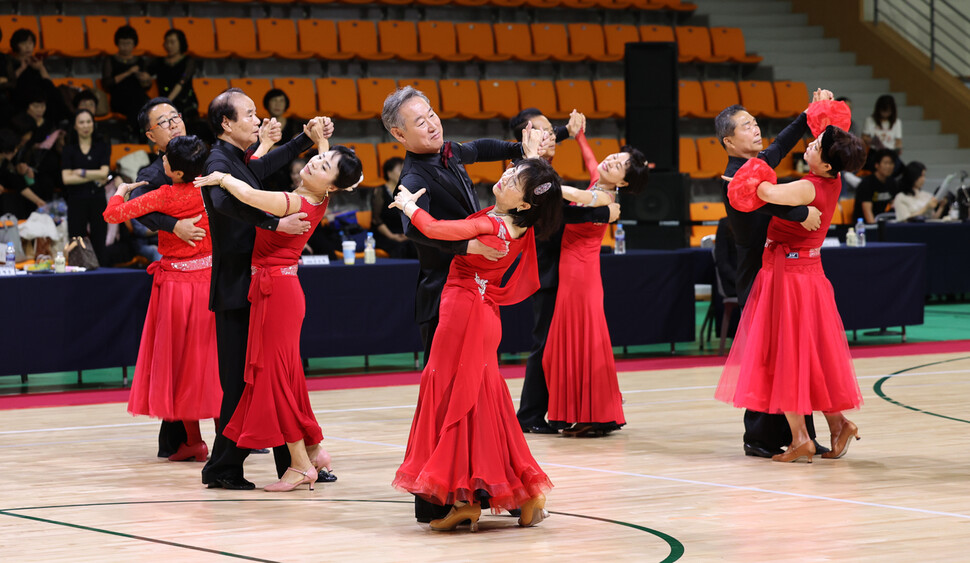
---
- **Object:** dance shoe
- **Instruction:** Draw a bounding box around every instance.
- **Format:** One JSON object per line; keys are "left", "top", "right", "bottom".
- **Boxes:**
{"left": 562, "top": 424, "right": 595, "bottom": 437}
{"left": 429, "top": 502, "right": 482, "bottom": 532}
{"left": 311, "top": 449, "right": 338, "bottom": 483}
{"left": 813, "top": 440, "right": 831, "bottom": 456}
{"left": 251, "top": 448, "right": 270, "bottom": 454}
{"left": 743, "top": 442, "right": 784, "bottom": 458}
{"left": 264, "top": 467, "right": 317, "bottom": 492}
{"left": 518, "top": 495, "right": 548, "bottom": 527}
{"left": 520, "top": 422, "right": 559, "bottom": 435}
{"left": 771, "top": 441, "right": 816, "bottom": 463}
{"left": 206, "top": 476, "right": 256, "bottom": 490}
{"left": 168, "top": 441, "right": 208, "bottom": 462}
{"left": 821, "top": 421, "right": 860, "bottom": 459}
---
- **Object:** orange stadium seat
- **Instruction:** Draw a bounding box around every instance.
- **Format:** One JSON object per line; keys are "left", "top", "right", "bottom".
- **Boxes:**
{"left": 479, "top": 80, "right": 521, "bottom": 119}
{"left": 596, "top": 0, "right": 634, "bottom": 8}
{"left": 604, "top": 24, "right": 641, "bottom": 59}
{"left": 344, "top": 142, "right": 384, "bottom": 188}
{"left": 453, "top": 0, "right": 490, "bottom": 6}
{"left": 230, "top": 78, "right": 273, "bottom": 116}
{"left": 110, "top": 144, "right": 152, "bottom": 170}
{"left": 493, "top": 23, "right": 548, "bottom": 62}
{"left": 273, "top": 77, "right": 317, "bottom": 119}
{"left": 257, "top": 18, "right": 312, "bottom": 59}
{"left": 439, "top": 79, "right": 498, "bottom": 120}
{"left": 638, "top": 24, "right": 675, "bottom": 43}
{"left": 0, "top": 16, "right": 39, "bottom": 54}
{"left": 555, "top": 80, "right": 613, "bottom": 119}
{"left": 417, "top": 21, "right": 474, "bottom": 62}
{"left": 696, "top": 136, "right": 729, "bottom": 178}
{"left": 552, "top": 139, "right": 590, "bottom": 181}
{"left": 567, "top": 24, "right": 621, "bottom": 62}
{"left": 738, "top": 80, "right": 787, "bottom": 118}
{"left": 592, "top": 79, "right": 625, "bottom": 118}
{"left": 376, "top": 142, "right": 407, "bottom": 167}
{"left": 524, "top": 0, "right": 561, "bottom": 7}
{"left": 378, "top": 21, "right": 435, "bottom": 61}
{"left": 416, "top": 0, "right": 451, "bottom": 6}
{"left": 680, "top": 137, "right": 700, "bottom": 176}
{"left": 490, "top": 0, "right": 527, "bottom": 6}
{"left": 464, "top": 160, "right": 505, "bottom": 184}
{"left": 316, "top": 78, "right": 374, "bottom": 119}
{"left": 85, "top": 16, "right": 128, "bottom": 56}
{"left": 40, "top": 16, "right": 99, "bottom": 58}
{"left": 297, "top": 20, "right": 353, "bottom": 60}
{"left": 455, "top": 23, "right": 510, "bottom": 61}
{"left": 775, "top": 138, "right": 807, "bottom": 178}
{"left": 52, "top": 77, "right": 95, "bottom": 90}
{"left": 773, "top": 81, "right": 809, "bottom": 117}
{"left": 357, "top": 78, "right": 398, "bottom": 116}
{"left": 679, "top": 80, "right": 710, "bottom": 118}
{"left": 675, "top": 26, "right": 729, "bottom": 64}
{"left": 517, "top": 79, "right": 568, "bottom": 119}
{"left": 702, "top": 81, "right": 740, "bottom": 117}
{"left": 193, "top": 77, "right": 229, "bottom": 117}
{"left": 837, "top": 198, "right": 855, "bottom": 225}
{"left": 396, "top": 78, "right": 454, "bottom": 118}
{"left": 215, "top": 18, "right": 271, "bottom": 58}
{"left": 587, "top": 137, "right": 621, "bottom": 164}
{"left": 337, "top": 20, "right": 394, "bottom": 61}
{"left": 709, "top": 27, "right": 763, "bottom": 64}
{"left": 530, "top": 23, "right": 586, "bottom": 62}
{"left": 689, "top": 201, "right": 726, "bottom": 247}
{"left": 172, "top": 17, "right": 226, "bottom": 58}
{"left": 128, "top": 17, "right": 170, "bottom": 57}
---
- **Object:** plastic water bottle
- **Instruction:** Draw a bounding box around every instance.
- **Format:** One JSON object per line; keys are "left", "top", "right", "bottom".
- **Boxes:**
{"left": 364, "top": 231, "right": 376, "bottom": 264}
{"left": 614, "top": 223, "right": 626, "bottom": 255}
{"left": 855, "top": 218, "right": 866, "bottom": 247}
{"left": 54, "top": 251, "right": 66, "bottom": 273}
{"left": 5, "top": 242, "right": 14, "bottom": 269}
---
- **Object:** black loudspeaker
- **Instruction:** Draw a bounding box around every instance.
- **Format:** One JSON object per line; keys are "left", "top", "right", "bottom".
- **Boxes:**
{"left": 623, "top": 224, "right": 688, "bottom": 250}
{"left": 619, "top": 171, "right": 688, "bottom": 223}
{"left": 625, "top": 42, "right": 678, "bottom": 172}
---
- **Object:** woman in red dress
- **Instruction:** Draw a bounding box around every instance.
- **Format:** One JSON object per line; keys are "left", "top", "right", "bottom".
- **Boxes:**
{"left": 543, "top": 113, "right": 649, "bottom": 437}
{"left": 390, "top": 156, "right": 563, "bottom": 532}
{"left": 195, "top": 127, "right": 363, "bottom": 491}
{"left": 716, "top": 123, "right": 867, "bottom": 462}
{"left": 103, "top": 136, "right": 221, "bottom": 462}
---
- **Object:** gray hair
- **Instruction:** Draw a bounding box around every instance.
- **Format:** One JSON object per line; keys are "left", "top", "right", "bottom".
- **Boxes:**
{"left": 381, "top": 86, "right": 430, "bottom": 133}
{"left": 714, "top": 104, "right": 747, "bottom": 148}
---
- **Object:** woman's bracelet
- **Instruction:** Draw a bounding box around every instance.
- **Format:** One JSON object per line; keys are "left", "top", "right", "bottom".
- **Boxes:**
{"left": 589, "top": 191, "right": 598, "bottom": 207}
{"left": 219, "top": 174, "right": 228, "bottom": 188}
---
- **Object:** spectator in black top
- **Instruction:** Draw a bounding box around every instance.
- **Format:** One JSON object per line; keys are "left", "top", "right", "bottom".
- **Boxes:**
{"left": 853, "top": 148, "right": 898, "bottom": 223}
{"left": 73, "top": 89, "right": 99, "bottom": 116}
{"left": 716, "top": 96, "right": 826, "bottom": 459}
{"left": 4, "top": 28, "right": 69, "bottom": 123}
{"left": 60, "top": 109, "right": 111, "bottom": 263}
{"left": 369, "top": 156, "right": 414, "bottom": 258}
{"left": 263, "top": 88, "right": 305, "bottom": 144}
{"left": 149, "top": 29, "right": 198, "bottom": 117}
{"left": 12, "top": 94, "right": 63, "bottom": 216}
{"left": 102, "top": 25, "right": 151, "bottom": 134}
{"left": 0, "top": 128, "right": 34, "bottom": 218}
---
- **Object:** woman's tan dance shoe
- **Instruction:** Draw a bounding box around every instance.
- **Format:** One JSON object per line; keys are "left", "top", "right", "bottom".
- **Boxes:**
{"left": 264, "top": 467, "right": 317, "bottom": 492}
{"left": 518, "top": 495, "right": 548, "bottom": 527}
{"left": 429, "top": 502, "right": 481, "bottom": 532}
{"left": 821, "top": 421, "right": 860, "bottom": 459}
{"left": 771, "top": 441, "right": 816, "bottom": 463}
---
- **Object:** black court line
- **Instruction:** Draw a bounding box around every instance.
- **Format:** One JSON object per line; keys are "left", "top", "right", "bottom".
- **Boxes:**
{"left": 0, "top": 499, "right": 684, "bottom": 562}
{"left": 873, "top": 356, "right": 970, "bottom": 424}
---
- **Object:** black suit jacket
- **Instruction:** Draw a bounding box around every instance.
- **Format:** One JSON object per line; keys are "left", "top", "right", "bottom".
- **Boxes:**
{"left": 400, "top": 139, "right": 523, "bottom": 324}
{"left": 131, "top": 157, "right": 177, "bottom": 232}
{"left": 201, "top": 133, "right": 313, "bottom": 312}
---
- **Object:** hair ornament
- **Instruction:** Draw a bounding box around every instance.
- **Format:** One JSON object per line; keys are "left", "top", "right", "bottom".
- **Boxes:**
{"left": 534, "top": 182, "right": 552, "bottom": 195}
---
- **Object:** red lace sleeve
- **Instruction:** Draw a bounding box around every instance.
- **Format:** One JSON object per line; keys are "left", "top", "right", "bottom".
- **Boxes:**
{"left": 409, "top": 208, "right": 499, "bottom": 240}
{"left": 576, "top": 130, "right": 600, "bottom": 188}
{"left": 728, "top": 158, "right": 777, "bottom": 212}
{"left": 103, "top": 186, "right": 171, "bottom": 224}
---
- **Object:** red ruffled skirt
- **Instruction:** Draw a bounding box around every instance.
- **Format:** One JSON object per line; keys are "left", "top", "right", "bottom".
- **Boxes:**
{"left": 715, "top": 245, "right": 863, "bottom": 415}
{"left": 223, "top": 267, "right": 322, "bottom": 449}
{"left": 127, "top": 256, "right": 222, "bottom": 421}
{"left": 393, "top": 280, "right": 552, "bottom": 511}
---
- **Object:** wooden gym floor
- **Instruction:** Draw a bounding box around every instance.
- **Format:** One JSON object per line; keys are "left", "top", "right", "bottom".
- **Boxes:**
{"left": 1, "top": 346, "right": 968, "bottom": 562}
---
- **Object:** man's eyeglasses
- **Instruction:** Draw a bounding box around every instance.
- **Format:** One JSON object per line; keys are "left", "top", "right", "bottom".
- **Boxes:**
{"left": 147, "top": 114, "right": 183, "bottom": 132}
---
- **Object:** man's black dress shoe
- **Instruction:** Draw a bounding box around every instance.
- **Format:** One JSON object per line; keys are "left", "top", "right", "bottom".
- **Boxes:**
{"left": 743, "top": 442, "right": 784, "bottom": 458}
{"left": 206, "top": 476, "right": 256, "bottom": 490}
{"left": 251, "top": 448, "right": 270, "bottom": 454}
{"left": 318, "top": 469, "right": 338, "bottom": 483}
{"left": 520, "top": 423, "right": 559, "bottom": 434}
{"left": 812, "top": 440, "right": 831, "bottom": 456}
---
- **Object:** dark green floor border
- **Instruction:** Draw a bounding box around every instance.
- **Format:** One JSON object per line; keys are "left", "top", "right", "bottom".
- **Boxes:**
{"left": 873, "top": 356, "right": 970, "bottom": 424}
{"left": 0, "top": 499, "right": 684, "bottom": 563}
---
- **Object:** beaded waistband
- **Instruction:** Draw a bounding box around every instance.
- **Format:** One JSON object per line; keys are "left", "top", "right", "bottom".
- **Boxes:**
{"left": 164, "top": 254, "right": 212, "bottom": 271}
{"left": 765, "top": 239, "right": 821, "bottom": 259}
{"left": 251, "top": 264, "right": 298, "bottom": 276}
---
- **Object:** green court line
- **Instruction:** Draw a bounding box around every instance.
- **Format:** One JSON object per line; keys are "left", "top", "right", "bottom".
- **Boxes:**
{"left": 873, "top": 356, "right": 970, "bottom": 424}
{"left": 0, "top": 499, "right": 684, "bottom": 562}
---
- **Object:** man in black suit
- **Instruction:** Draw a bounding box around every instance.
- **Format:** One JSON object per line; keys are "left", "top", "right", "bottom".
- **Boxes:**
{"left": 130, "top": 97, "right": 207, "bottom": 458}
{"left": 382, "top": 86, "right": 544, "bottom": 523}
{"left": 509, "top": 109, "right": 620, "bottom": 435}
{"left": 199, "top": 88, "right": 323, "bottom": 490}
{"left": 715, "top": 91, "right": 830, "bottom": 458}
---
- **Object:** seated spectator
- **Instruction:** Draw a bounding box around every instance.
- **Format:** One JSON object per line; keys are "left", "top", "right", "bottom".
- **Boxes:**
{"left": 73, "top": 89, "right": 100, "bottom": 116}
{"left": 10, "top": 95, "right": 63, "bottom": 211}
{"left": 148, "top": 29, "right": 198, "bottom": 118}
{"left": 4, "top": 28, "right": 69, "bottom": 123}
{"left": 369, "top": 156, "right": 415, "bottom": 258}
{"left": 263, "top": 88, "right": 304, "bottom": 144}
{"left": 0, "top": 127, "right": 34, "bottom": 218}
{"left": 102, "top": 25, "right": 151, "bottom": 134}
{"left": 853, "top": 148, "right": 898, "bottom": 223}
{"left": 893, "top": 161, "right": 947, "bottom": 222}
{"left": 61, "top": 109, "right": 111, "bottom": 263}
{"left": 862, "top": 94, "right": 903, "bottom": 174}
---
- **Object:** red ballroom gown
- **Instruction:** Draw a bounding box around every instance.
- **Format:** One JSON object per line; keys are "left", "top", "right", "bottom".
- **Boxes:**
{"left": 393, "top": 208, "right": 554, "bottom": 511}
{"left": 542, "top": 131, "right": 625, "bottom": 431}
{"left": 715, "top": 173, "right": 863, "bottom": 415}
{"left": 103, "top": 182, "right": 222, "bottom": 421}
{"left": 223, "top": 195, "right": 329, "bottom": 449}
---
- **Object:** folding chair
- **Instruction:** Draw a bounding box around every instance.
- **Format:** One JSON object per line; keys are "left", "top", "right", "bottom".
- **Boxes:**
{"left": 675, "top": 26, "right": 728, "bottom": 63}
{"left": 193, "top": 77, "right": 229, "bottom": 116}
{"left": 493, "top": 23, "right": 548, "bottom": 61}
{"left": 358, "top": 78, "right": 398, "bottom": 116}
{"left": 773, "top": 81, "right": 809, "bottom": 117}
{"left": 479, "top": 80, "right": 520, "bottom": 119}
{"left": 738, "top": 80, "right": 787, "bottom": 118}
{"left": 517, "top": 79, "right": 568, "bottom": 119}
{"left": 417, "top": 21, "right": 474, "bottom": 61}
{"left": 316, "top": 78, "right": 374, "bottom": 119}
{"left": 257, "top": 18, "right": 313, "bottom": 59}
{"left": 567, "top": 24, "right": 621, "bottom": 62}
{"left": 679, "top": 80, "right": 711, "bottom": 118}
{"left": 604, "top": 24, "right": 641, "bottom": 59}
{"left": 297, "top": 20, "right": 353, "bottom": 60}
{"left": 592, "top": 79, "right": 625, "bottom": 118}
{"left": 337, "top": 20, "right": 394, "bottom": 60}
{"left": 39, "top": 15, "right": 99, "bottom": 57}
{"left": 439, "top": 80, "right": 498, "bottom": 119}
{"left": 530, "top": 23, "right": 586, "bottom": 62}
{"left": 377, "top": 21, "right": 435, "bottom": 61}
{"left": 638, "top": 24, "right": 675, "bottom": 43}
{"left": 709, "top": 27, "right": 762, "bottom": 64}
{"left": 215, "top": 18, "right": 272, "bottom": 58}
{"left": 273, "top": 77, "right": 317, "bottom": 119}
{"left": 455, "top": 23, "right": 510, "bottom": 61}
{"left": 702, "top": 81, "right": 740, "bottom": 118}
{"left": 555, "top": 80, "right": 613, "bottom": 119}
{"left": 695, "top": 136, "right": 729, "bottom": 178}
